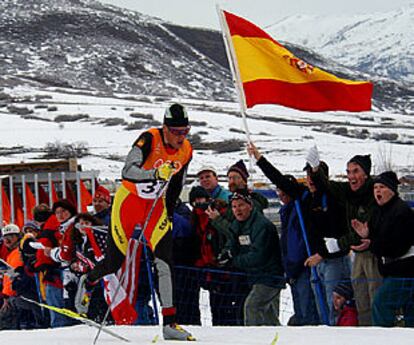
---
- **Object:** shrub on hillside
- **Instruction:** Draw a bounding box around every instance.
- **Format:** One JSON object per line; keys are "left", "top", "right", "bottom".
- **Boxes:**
{"left": 54, "top": 114, "right": 90, "bottom": 122}
{"left": 42, "top": 141, "right": 89, "bottom": 159}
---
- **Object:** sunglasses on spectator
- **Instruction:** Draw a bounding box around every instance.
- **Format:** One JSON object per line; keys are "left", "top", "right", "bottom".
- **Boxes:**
{"left": 168, "top": 126, "right": 191, "bottom": 136}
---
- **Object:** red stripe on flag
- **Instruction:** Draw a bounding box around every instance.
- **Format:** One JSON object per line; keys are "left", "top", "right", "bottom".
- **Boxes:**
{"left": 223, "top": 11, "right": 282, "bottom": 46}
{"left": 243, "top": 79, "right": 373, "bottom": 112}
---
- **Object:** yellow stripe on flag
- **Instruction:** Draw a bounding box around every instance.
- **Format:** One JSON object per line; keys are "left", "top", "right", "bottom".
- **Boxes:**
{"left": 232, "top": 36, "right": 367, "bottom": 85}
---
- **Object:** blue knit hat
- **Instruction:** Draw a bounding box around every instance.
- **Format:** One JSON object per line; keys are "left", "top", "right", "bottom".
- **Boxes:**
{"left": 333, "top": 282, "right": 354, "bottom": 300}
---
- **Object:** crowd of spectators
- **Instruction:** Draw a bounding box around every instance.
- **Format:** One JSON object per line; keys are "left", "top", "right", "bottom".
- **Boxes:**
{"left": 0, "top": 145, "right": 413, "bottom": 330}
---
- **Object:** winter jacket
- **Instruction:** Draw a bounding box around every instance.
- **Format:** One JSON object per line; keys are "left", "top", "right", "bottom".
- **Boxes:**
{"left": 311, "top": 170, "right": 376, "bottom": 251}
{"left": 191, "top": 207, "right": 219, "bottom": 267}
{"left": 279, "top": 201, "right": 308, "bottom": 279}
{"left": 301, "top": 190, "right": 349, "bottom": 259}
{"left": 95, "top": 207, "right": 111, "bottom": 227}
{"left": 209, "top": 185, "right": 231, "bottom": 203}
{"left": 34, "top": 215, "right": 63, "bottom": 287}
{"left": 336, "top": 300, "right": 358, "bottom": 326}
{"left": 172, "top": 204, "right": 198, "bottom": 266}
{"left": 226, "top": 208, "right": 284, "bottom": 288}
{"left": 2, "top": 247, "right": 23, "bottom": 297}
{"left": 257, "top": 156, "right": 348, "bottom": 258}
{"left": 210, "top": 191, "right": 269, "bottom": 253}
{"left": 0, "top": 242, "right": 8, "bottom": 261}
{"left": 369, "top": 195, "right": 414, "bottom": 277}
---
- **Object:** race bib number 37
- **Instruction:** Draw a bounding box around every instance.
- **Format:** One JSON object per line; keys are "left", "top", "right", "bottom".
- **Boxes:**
{"left": 136, "top": 181, "right": 163, "bottom": 199}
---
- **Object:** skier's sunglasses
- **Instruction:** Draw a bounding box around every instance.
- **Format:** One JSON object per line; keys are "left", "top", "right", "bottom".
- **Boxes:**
{"left": 168, "top": 126, "right": 191, "bottom": 136}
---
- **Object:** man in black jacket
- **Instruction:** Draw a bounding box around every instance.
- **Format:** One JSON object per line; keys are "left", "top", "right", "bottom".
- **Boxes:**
{"left": 247, "top": 142, "right": 320, "bottom": 325}
{"left": 352, "top": 171, "right": 414, "bottom": 326}
{"left": 307, "top": 147, "right": 382, "bottom": 326}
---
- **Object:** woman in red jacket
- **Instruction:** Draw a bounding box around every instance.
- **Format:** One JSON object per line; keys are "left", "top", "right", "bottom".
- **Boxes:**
{"left": 37, "top": 200, "right": 77, "bottom": 328}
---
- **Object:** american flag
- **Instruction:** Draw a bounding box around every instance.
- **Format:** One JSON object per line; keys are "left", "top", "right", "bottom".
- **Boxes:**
{"left": 91, "top": 225, "right": 108, "bottom": 256}
{"left": 85, "top": 224, "right": 140, "bottom": 325}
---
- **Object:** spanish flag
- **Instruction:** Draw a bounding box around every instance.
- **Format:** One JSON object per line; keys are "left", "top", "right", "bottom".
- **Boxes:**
{"left": 221, "top": 11, "right": 373, "bottom": 112}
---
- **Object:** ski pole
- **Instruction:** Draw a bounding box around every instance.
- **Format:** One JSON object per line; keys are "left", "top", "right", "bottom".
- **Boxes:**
{"left": 143, "top": 236, "right": 159, "bottom": 325}
{"left": 21, "top": 296, "right": 130, "bottom": 342}
{"left": 294, "top": 200, "right": 330, "bottom": 325}
{"left": 93, "top": 178, "right": 171, "bottom": 345}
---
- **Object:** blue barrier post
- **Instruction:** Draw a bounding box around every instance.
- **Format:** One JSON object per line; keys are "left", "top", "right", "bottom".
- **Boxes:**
{"left": 294, "top": 199, "right": 330, "bottom": 325}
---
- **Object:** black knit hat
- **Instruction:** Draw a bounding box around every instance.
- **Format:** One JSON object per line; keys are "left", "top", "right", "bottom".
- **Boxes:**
{"left": 333, "top": 282, "right": 354, "bottom": 301}
{"left": 227, "top": 160, "right": 249, "bottom": 183}
{"left": 189, "top": 186, "right": 210, "bottom": 204}
{"left": 164, "top": 103, "right": 189, "bottom": 127}
{"left": 230, "top": 188, "right": 253, "bottom": 205}
{"left": 276, "top": 174, "right": 299, "bottom": 194}
{"left": 33, "top": 203, "right": 53, "bottom": 223}
{"left": 374, "top": 171, "right": 400, "bottom": 194}
{"left": 348, "top": 154, "right": 372, "bottom": 176}
{"left": 303, "top": 160, "right": 329, "bottom": 177}
{"left": 52, "top": 199, "right": 77, "bottom": 217}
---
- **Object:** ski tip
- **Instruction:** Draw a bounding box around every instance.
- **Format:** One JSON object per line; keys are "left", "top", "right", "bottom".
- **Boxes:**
{"left": 270, "top": 332, "right": 279, "bottom": 345}
{"left": 151, "top": 335, "right": 159, "bottom": 343}
{"left": 187, "top": 335, "right": 197, "bottom": 341}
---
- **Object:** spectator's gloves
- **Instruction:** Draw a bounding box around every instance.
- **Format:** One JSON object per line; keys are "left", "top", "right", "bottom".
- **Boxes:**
{"left": 75, "top": 274, "right": 96, "bottom": 316}
{"left": 217, "top": 250, "right": 233, "bottom": 267}
{"left": 155, "top": 162, "right": 175, "bottom": 181}
{"left": 306, "top": 145, "right": 320, "bottom": 168}
{"left": 324, "top": 238, "right": 340, "bottom": 254}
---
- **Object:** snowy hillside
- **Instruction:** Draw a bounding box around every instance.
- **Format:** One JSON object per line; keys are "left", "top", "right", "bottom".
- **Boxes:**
{"left": 1, "top": 84, "right": 413, "bottom": 181}
{"left": 0, "top": 0, "right": 233, "bottom": 101}
{"left": 0, "top": 0, "right": 413, "bottom": 113}
{"left": 268, "top": 4, "right": 414, "bottom": 84}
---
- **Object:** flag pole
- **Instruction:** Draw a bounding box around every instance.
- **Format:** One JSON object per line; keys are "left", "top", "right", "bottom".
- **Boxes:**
{"left": 217, "top": 6, "right": 256, "bottom": 183}
{"left": 216, "top": 5, "right": 249, "bottom": 138}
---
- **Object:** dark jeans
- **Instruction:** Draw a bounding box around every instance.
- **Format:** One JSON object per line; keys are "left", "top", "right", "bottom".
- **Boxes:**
{"left": 290, "top": 268, "right": 320, "bottom": 325}
{"left": 372, "top": 277, "right": 414, "bottom": 327}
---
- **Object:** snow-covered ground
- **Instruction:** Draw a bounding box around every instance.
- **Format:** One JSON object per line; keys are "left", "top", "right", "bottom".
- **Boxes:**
{"left": 1, "top": 84, "right": 413, "bottom": 182}
{"left": 0, "top": 324, "right": 413, "bottom": 345}
{"left": 1, "top": 86, "right": 414, "bottom": 342}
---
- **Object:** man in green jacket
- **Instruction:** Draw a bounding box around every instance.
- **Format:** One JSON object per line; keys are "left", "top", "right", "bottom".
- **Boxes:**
{"left": 308, "top": 149, "right": 382, "bottom": 325}
{"left": 206, "top": 160, "right": 268, "bottom": 250}
{"left": 217, "top": 189, "right": 284, "bottom": 326}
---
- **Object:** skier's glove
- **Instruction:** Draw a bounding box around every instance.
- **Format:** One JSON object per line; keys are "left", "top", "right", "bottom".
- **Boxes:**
{"left": 75, "top": 274, "right": 96, "bottom": 316}
{"left": 217, "top": 250, "right": 233, "bottom": 267}
{"left": 305, "top": 145, "right": 320, "bottom": 169}
{"left": 155, "top": 162, "right": 175, "bottom": 181}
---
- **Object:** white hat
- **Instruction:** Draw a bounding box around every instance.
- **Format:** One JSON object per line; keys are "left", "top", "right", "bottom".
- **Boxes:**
{"left": 2, "top": 223, "right": 21, "bottom": 237}
{"left": 197, "top": 165, "right": 217, "bottom": 176}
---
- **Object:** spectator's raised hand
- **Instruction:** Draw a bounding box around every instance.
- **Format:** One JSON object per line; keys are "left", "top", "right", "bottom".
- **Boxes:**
{"left": 205, "top": 206, "right": 220, "bottom": 220}
{"left": 351, "top": 219, "right": 369, "bottom": 238}
{"left": 306, "top": 145, "right": 320, "bottom": 169}
{"left": 247, "top": 142, "right": 262, "bottom": 161}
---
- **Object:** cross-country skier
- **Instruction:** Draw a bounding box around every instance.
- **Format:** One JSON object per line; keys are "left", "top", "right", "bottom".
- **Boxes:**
{"left": 77, "top": 103, "right": 194, "bottom": 340}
